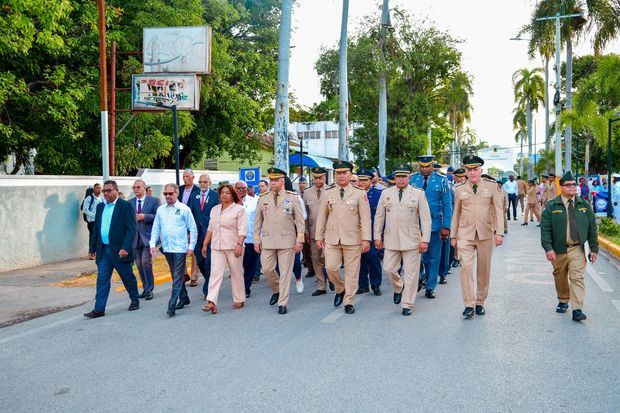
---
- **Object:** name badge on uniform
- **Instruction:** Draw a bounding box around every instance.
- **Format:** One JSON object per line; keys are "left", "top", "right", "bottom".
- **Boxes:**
{"left": 282, "top": 199, "right": 293, "bottom": 215}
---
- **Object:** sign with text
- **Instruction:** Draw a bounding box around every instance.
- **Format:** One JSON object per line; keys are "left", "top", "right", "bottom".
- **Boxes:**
{"left": 132, "top": 74, "right": 200, "bottom": 111}
{"left": 240, "top": 167, "right": 261, "bottom": 187}
{"left": 143, "top": 26, "right": 212, "bottom": 74}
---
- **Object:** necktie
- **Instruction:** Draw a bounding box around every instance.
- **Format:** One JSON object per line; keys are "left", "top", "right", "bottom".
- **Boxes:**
{"left": 423, "top": 176, "right": 428, "bottom": 190}
{"left": 274, "top": 192, "right": 279, "bottom": 206}
{"left": 340, "top": 188, "right": 344, "bottom": 199}
{"left": 200, "top": 192, "right": 206, "bottom": 211}
{"left": 473, "top": 184, "right": 478, "bottom": 194}
{"left": 137, "top": 199, "right": 142, "bottom": 213}
{"left": 568, "top": 199, "right": 579, "bottom": 241}
{"left": 317, "top": 189, "right": 321, "bottom": 199}
{"left": 399, "top": 189, "right": 403, "bottom": 202}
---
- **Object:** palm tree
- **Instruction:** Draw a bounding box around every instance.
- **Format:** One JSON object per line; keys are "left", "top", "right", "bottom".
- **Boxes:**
{"left": 586, "top": 0, "right": 620, "bottom": 56}
{"left": 513, "top": 67, "right": 545, "bottom": 177}
{"left": 513, "top": 104, "right": 527, "bottom": 175}
{"left": 441, "top": 70, "right": 473, "bottom": 166}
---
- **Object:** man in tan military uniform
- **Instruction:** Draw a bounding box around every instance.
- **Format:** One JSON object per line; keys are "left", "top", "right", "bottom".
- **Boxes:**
{"left": 315, "top": 161, "right": 371, "bottom": 314}
{"left": 517, "top": 175, "right": 527, "bottom": 215}
{"left": 496, "top": 181, "right": 509, "bottom": 234}
{"left": 545, "top": 173, "right": 558, "bottom": 207}
{"left": 451, "top": 155, "right": 504, "bottom": 318}
{"left": 303, "top": 167, "right": 329, "bottom": 296}
{"left": 522, "top": 180, "right": 541, "bottom": 226}
{"left": 374, "top": 163, "right": 432, "bottom": 316}
{"left": 254, "top": 167, "right": 305, "bottom": 314}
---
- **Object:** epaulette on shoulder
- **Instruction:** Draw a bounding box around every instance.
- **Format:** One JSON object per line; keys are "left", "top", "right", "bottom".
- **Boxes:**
{"left": 286, "top": 190, "right": 297, "bottom": 195}
{"left": 325, "top": 184, "right": 336, "bottom": 190}
{"left": 258, "top": 192, "right": 269, "bottom": 197}
{"left": 436, "top": 172, "right": 446, "bottom": 177}
{"left": 483, "top": 177, "right": 497, "bottom": 183}
{"left": 410, "top": 183, "right": 421, "bottom": 190}
{"left": 455, "top": 182, "right": 466, "bottom": 187}
{"left": 352, "top": 185, "right": 364, "bottom": 190}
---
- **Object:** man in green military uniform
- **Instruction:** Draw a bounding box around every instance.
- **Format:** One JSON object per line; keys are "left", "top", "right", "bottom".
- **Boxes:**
{"left": 540, "top": 171, "right": 598, "bottom": 322}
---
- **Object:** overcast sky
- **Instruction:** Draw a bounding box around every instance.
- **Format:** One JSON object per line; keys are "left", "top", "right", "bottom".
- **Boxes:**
{"left": 288, "top": 0, "right": 619, "bottom": 151}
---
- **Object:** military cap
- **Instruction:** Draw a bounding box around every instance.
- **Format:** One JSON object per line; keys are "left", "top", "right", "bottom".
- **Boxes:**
{"left": 387, "top": 173, "right": 395, "bottom": 184}
{"left": 559, "top": 170, "right": 576, "bottom": 184}
{"left": 549, "top": 172, "right": 556, "bottom": 177}
{"left": 310, "top": 167, "right": 327, "bottom": 177}
{"left": 462, "top": 154, "right": 484, "bottom": 169}
{"left": 433, "top": 163, "right": 442, "bottom": 170}
{"left": 392, "top": 163, "right": 413, "bottom": 177}
{"left": 299, "top": 176, "right": 307, "bottom": 182}
{"left": 357, "top": 168, "right": 373, "bottom": 179}
{"left": 267, "top": 167, "right": 287, "bottom": 179}
{"left": 447, "top": 166, "right": 455, "bottom": 173}
{"left": 454, "top": 168, "right": 466, "bottom": 177}
{"left": 417, "top": 155, "right": 435, "bottom": 167}
{"left": 540, "top": 174, "right": 548, "bottom": 178}
{"left": 333, "top": 160, "right": 354, "bottom": 172}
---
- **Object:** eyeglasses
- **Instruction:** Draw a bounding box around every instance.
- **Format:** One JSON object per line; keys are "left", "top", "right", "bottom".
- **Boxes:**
{"left": 102, "top": 188, "right": 114, "bottom": 193}
{"left": 198, "top": 181, "right": 209, "bottom": 183}
{"left": 163, "top": 192, "right": 175, "bottom": 196}
{"left": 235, "top": 187, "right": 246, "bottom": 190}
{"left": 132, "top": 186, "right": 142, "bottom": 189}
{"left": 561, "top": 183, "right": 578, "bottom": 187}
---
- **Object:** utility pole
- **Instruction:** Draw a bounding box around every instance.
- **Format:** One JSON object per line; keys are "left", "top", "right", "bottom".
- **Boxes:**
{"left": 377, "top": 0, "right": 389, "bottom": 175}
{"left": 535, "top": 12, "right": 582, "bottom": 176}
{"left": 338, "top": 0, "right": 350, "bottom": 161}
{"left": 450, "top": 121, "right": 456, "bottom": 167}
{"left": 427, "top": 126, "right": 432, "bottom": 156}
{"left": 273, "top": 0, "right": 293, "bottom": 171}
{"left": 97, "top": 0, "right": 109, "bottom": 181}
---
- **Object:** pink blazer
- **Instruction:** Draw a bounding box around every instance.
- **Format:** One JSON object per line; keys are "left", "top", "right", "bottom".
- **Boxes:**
{"left": 208, "top": 203, "right": 247, "bottom": 250}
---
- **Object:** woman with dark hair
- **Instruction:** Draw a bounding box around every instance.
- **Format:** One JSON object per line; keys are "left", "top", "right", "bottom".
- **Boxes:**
{"left": 201, "top": 184, "right": 247, "bottom": 314}
{"left": 590, "top": 179, "right": 603, "bottom": 200}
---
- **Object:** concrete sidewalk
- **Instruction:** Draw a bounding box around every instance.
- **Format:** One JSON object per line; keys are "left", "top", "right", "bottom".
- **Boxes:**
{"left": 0, "top": 258, "right": 98, "bottom": 328}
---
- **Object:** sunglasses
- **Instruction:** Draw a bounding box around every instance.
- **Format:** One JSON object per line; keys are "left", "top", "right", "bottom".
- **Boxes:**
{"left": 235, "top": 187, "right": 246, "bottom": 190}
{"left": 163, "top": 192, "right": 175, "bottom": 196}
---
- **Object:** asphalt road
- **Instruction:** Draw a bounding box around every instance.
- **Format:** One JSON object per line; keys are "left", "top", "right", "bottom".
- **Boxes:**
{"left": 1, "top": 218, "right": 619, "bottom": 412}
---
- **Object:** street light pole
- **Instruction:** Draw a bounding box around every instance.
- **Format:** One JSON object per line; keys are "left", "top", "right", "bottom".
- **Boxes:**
{"left": 338, "top": 0, "right": 350, "bottom": 161}
{"left": 172, "top": 105, "right": 180, "bottom": 187}
{"left": 607, "top": 115, "right": 620, "bottom": 218}
{"left": 97, "top": 0, "right": 109, "bottom": 181}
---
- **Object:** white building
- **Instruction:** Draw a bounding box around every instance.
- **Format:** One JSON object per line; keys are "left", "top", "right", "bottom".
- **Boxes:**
{"left": 477, "top": 146, "right": 514, "bottom": 172}
{"left": 289, "top": 121, "right": 359, "bottom": 161}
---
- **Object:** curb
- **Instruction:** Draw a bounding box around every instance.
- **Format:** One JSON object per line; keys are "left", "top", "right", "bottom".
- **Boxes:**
{"left": 115, "top": 273, "right": 172, "bottom": 292}
{"left": 598, "top": 236, "right": 620, "bottom": 260}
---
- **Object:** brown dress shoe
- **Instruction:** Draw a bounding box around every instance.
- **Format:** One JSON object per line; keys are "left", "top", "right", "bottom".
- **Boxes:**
{"left": 189, "top": 279, "right": 198, "bottom": 287}
{"left": 202, "top": 301, "right": 217, "bottom": 314}
{"left": 232, "top": 302, "right": 245, "bottom": 309}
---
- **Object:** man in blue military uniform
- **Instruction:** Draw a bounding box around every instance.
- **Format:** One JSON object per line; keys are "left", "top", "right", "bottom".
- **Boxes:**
{"left": 356, "top": 168, "right": 383, "bottom": 295}
{"left": 438, "top": 164, "right": 455, "bottom": 284}
{"left": 410, "top": 155, "right": 453, "bottom": 298}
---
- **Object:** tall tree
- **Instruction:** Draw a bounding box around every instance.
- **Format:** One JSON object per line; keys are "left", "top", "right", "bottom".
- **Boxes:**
{"left": 513, "top": 67, "right": 545, "bottom": 177}
{"left": 439, "top": 70, "right": 472, "bottom": 166}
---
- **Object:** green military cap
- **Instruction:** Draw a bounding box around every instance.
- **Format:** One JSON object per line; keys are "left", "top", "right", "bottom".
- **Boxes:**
{"left": 417, "top": 155, "right": 435, "bottom": 167}
{"left": 310, "top": 167, "right": 327, "bottom": 177}
{"left": 559, "top": 170, "right": 576, "bottom": 184}
{"left": 392, "top": 163, "right": 413, "bottom": 177}
{"left": 454, "top": 168, "right": 466, "bottom": 177}
{"left": 462, "top": 154, "right": 484, "bottom": 169}
{"left": 356, "top": 168, "right": 373, "bottom": 179}
{"left": 540, "top": 174, "right": 548, "bottom": 178}
{"left": 333, "top": 160, "right": 354, "bottom": 172}
{"left": 267, "top": 167, "right": 287, "bottom": 179}
{"left": 387, "top": 173, "right": 395, "bottom": 184}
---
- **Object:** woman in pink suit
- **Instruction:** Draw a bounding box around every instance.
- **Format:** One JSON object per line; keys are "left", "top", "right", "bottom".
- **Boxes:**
{"left": 201, "top": 184, "right": 247, "bottom": 314}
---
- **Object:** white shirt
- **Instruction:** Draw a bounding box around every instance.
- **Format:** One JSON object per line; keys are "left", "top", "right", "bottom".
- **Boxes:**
{"left": 297, "top": 195, "right": 307, "bottom": 220}
{"left": 82, "top": 194, "right": 104, "bottom": 223}
{"left": 242, "top": 195, "right": 258, "bottom": 244}
{"left": 503, "top": 180, "right": 518, "bottom": 195}
{"left": 150, "top": 200, "right": 197, "bottom": 253}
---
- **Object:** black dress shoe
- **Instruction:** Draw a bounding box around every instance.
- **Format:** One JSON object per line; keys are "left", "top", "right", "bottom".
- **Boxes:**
{"left": 311, "top": 289, "right": 327, "bottom": 296}
{"left": 425, "top": 289, "right": 436, "bottom": 299}
{"left": 556, "top": 302, "right": 569, "bottom": 313}
{"left": 475, "top": 305, "right": 485, "bottom": 316}
{"left": 145, "top": 292, "right": 154, "bottom": 300}
{"left": 328, "top": 281, "right": 335, "bottom": 291}
{"left": 269, "top": 293, "right": 280, "bottom": 306}
{"left": 84, "top": 310, "right": 105, "bottom": 319}
{"left": 278, "top": 305, "right": 287, "bottom": 315}
{"left": 344, "top": 305, "right": 355, "bottom": 314}
{"left": 306, "top": 272, "right": 315, "bottom": 278}
{"left": 245, "top": 291, "right": 251, "bottom": 298}
{"left": 439, "top": 275, "right": 447, "bottom": 284}
{"left": 462, "top": 307, "right": 475, "bottom": 318}
{"left": 128, "top": 301, "right": 140, "bottom": 311}
{"left": 167, "top": 309, "right": 175, "bottom": 317}
{"left": 371, "top": 286, "right": 382, "bottom": 296}
{"left": 521, "top": 223, "right": 528, "bottom": 226}
{"left": 393, "top": 288, "right": 403, "bottom": 305}
{"left": 447, "top": 270, "right": 452, "bottom": 274}
{"left": 334, "top": 292, "right": 345, "bottom": 307}
{"left": 572, "top": 309, "right": 587, "bottom": 321}
{"left": 253, "top": 276, "right": 260, "bottom": 282}
{"left": 175, "top": 298, "right": 190, "bottom": 310}
{"left": 402, "top": 308, "right": 412, "bottom": 316}
{"left": 356, "top": 287, "right": 369, "bottom": 295}
{"left": 138, "top": 292, "right": 146, "bottom": 299}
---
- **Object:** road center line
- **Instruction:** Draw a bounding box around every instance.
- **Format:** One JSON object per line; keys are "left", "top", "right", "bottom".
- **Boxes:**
{"left": 320, "top": 294, "right": 366, "bottom": 324}
{"left": 586, "top": 265, "right": 613, "bottom": 293}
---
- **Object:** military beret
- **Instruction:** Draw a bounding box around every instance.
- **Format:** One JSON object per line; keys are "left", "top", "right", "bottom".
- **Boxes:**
{"left": 333, "top": 160, "right": 354, "bottom": 173}
{"left": 462, "top": 154, "right": 484, "bottom": 169}
{"left": 447, "top": 166, "right": 455, "bottom": 173}
{"left": 433, "top": 163, "right": 442, "bottom": 170}
{"left": 310, "top": 167, "right": 327, "bottom": 177}
{"left": 417, "top": 155, "right": 435, "bottom": 167}
{"left": 559, "top": 170, "right": 576, "bottom": 184}
{"left": 267, "top": 167, "right": 287, "bottom": 179}
{"left": 392, "top": 163, "right": 413, "bottom": 177}
{"left": 387, "top": 173, "right": 395, "bottom": 184}
{"left": 299, "top": 177, "right": 307, "bottom": 182}
{"left": 356, "top": 168, "right": 373, "bottom": 179}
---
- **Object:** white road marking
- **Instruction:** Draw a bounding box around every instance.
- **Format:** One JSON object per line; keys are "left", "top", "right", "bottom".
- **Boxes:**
{"left": 611, "top": 300, "right": 620, "bottom": 313}
{"left": 320, "top": 293, "right": 366, "bottom": 323}
{"left": 586, "top": 265, "right": 613, "bottom": 293}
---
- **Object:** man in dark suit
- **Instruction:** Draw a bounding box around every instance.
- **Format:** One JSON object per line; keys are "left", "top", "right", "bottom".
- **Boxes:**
{"left": 84, "top": 180, "right": 140, "bottom": 318}
{"left": 129, "top": 179, "right": 160, "bottom": 300}
{"left": 190, "top": 173, "right": 219, "bottom": 298}
{"left": 179, "top": 169, "right": 201, "bottom": 286}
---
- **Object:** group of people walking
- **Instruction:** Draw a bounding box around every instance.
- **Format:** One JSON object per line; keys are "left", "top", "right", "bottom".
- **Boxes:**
{"left": 83, "top": 154, "right": 599, "bottom": 322}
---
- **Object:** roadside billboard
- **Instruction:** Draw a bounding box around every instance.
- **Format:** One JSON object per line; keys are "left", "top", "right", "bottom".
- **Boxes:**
{"left": 143, "top": 26, "right": 212, "bottom": 74}
{"left": 131, "top": 74, "right": 200, "bottom": 111}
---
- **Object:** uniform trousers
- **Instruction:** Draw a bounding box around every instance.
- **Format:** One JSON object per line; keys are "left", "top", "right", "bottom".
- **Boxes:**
{"left": 420, "top": 231, "right": 442, "bottom": 290}
{"left": 164, "top": 252, "right": 189, "bottom": 312}
{"left": 134, "top": 237, "right": 154, "bottom": 293}
{"left": 189, "top": 245, "right": 199, "bottom": 281}
{"left": 325, "top": 243, "right": 361, "bottom": 306}
{"left": 438, "top": 236, "right": 451, "bottom": 277}
{"left": 207, "top": 249, "right": 246, "bottom": 306}
{"left": 309, "top": 239, "right": 326, "bottom": 290}
{"left": 523, "top": 202, "right": 541, "bottom": 224}
{"left": 95, "top": 246, "right": 140, "bottom": 313}
{"left": 359, "top": 244, "right": 382, "bottom": 289}
{"left": 517, "top": 194, "right": 525, "bottom": 213}
{"left": 457, "top": 234, "right": 494, "bottom": 307}
{"left": 262, "top": 248, "right": 296, "bottom": 306}
{"left": 503, "top": 209, "right": 508, "bottom": 232}
{"left": 243, "top": 243, "right": 259, "bottom": 295}
{"left": 552, "top": 245, "right": 586, "bottom": 309}
{"left": 384, "top": 249, "right": 421, "bottom": 310}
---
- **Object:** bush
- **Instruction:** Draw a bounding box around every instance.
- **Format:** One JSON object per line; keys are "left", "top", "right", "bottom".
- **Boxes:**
{"left": 598, "top": 218, "right": 620, "bottom": 238}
